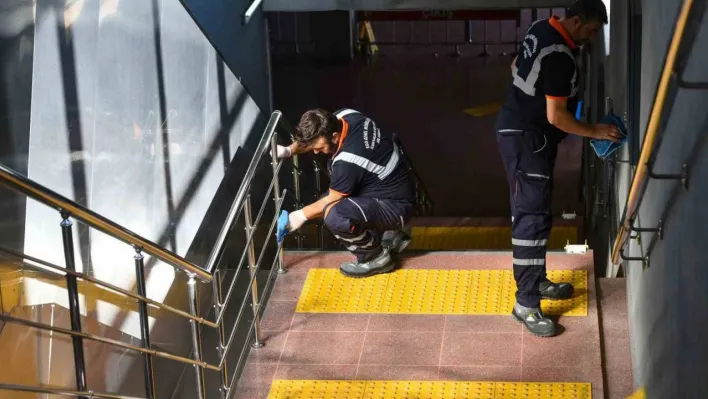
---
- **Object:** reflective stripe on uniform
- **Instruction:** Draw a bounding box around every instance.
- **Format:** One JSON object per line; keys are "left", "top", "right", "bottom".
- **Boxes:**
{"left": 512, "top": 44, "right": 577, "bottom": 97}
{"left": 513, "top": 258, "right": 546, "bottom": 266}
{"left": 512, "top": 238, "right": 548, "bottom": 247}
{"left": 332, "top": 142, "right": 401, "bottom": 180}
{"left": 335, "top": 109, "right": 359, "bottom": 118}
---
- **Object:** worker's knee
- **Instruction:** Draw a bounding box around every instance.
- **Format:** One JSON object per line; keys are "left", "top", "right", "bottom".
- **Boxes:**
{"left": 323, "top": 203, "right": 348, "bottom": 233}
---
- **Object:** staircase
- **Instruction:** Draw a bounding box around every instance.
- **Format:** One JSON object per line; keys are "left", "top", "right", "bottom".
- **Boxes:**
{"left": 234, "top": 250, "right": 633, "bottom": 399}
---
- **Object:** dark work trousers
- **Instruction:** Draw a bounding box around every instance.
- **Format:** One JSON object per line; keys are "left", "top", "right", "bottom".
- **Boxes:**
{"left": 496, "top": 128, "right": 559, "bottom": 308}
{"left": 323, "top": 197, "right": 413, "bottom": 262}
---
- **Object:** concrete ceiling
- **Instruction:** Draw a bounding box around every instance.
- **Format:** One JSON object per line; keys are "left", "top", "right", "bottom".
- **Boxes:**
{"left": 263, "top": 0, "right": 573, "bottom": 12}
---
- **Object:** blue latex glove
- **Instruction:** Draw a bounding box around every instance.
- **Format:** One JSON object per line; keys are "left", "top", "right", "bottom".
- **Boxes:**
{"left": 590, "top": 113, "right": 628, "bottom": 159}
{"left": 276, "top": 210, "right": 289, "bottom": 244}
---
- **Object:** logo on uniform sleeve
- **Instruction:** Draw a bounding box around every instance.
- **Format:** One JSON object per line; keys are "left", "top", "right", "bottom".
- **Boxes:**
{"left": 522, "top": 34, "right": 538, "bottom": 59}
{"left": 363, "top": 118, "right": 381, "bottom": 150}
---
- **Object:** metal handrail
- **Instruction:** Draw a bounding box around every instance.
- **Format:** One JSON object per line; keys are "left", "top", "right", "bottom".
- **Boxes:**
{"left": 0, "top": 245, "right": 218, "bottom": 328}
{"left": 0, "top": 164, "right": 209, "bottom": 282}
{"left": 0, "top": 383, "right": 145, "bottom": 399}
{"left": 204, "top": 110, "right": 284, "bottom": 274}
{"left": 611, "top": 0, "right": 705, "bottom": 265}
{"left": 0, "top": 111, "right": 290, "bottom": 281}
{"left": 0, "top": 110, "right": 295, "bottom": 398}
{"left": 0, "top": 314, "right": 220, "bottom": 371}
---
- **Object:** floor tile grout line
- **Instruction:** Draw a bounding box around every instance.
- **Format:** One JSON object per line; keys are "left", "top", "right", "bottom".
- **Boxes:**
{"left": 253, "top": 362, "right": 530, "bottom": 368}
{"left": 268, "top": 329, "right": 522, "bottom": 334}
{"left": 354, "top": 315, "right": 371, "bottom": 378}
{"left": 437, "top": 316, "right": 447, "bottom": 379}
{"left": 271, "top": 283, "right": 300, "bottom": 386}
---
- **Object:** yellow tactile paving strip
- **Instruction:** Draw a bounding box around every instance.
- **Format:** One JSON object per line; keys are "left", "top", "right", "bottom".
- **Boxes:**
{"left": 296, "top": 269, "right": 588, "bottom": 316}
{"left": 408, "top": 226, "right": 577, "bottom": 251}
{"left": 268, "top": 380, "right": 592, "bottom": 399}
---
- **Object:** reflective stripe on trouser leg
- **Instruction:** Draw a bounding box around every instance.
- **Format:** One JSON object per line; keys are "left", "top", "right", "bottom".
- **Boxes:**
{"left": 512, "top": 212, "right": 551, "bottom": 308}
{"left": 323, "top": 199, "right": 383, "bottom": 262}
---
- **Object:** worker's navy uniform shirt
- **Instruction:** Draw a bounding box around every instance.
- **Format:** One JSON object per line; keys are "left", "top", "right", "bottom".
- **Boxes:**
{"left": 327, "top": 109, "right": 414, "bottom": 201}
{"left": 496, "top": 16, "right": 580, "bottom": 141}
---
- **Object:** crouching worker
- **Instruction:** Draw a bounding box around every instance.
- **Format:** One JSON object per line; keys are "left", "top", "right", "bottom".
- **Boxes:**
{"left": 275, "top": 108, "right": 414, "bottom": 277}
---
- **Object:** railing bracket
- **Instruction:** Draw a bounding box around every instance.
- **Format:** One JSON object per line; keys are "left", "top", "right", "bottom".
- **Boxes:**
{"left": 648, "top": 163, "right": 688, "bottom": 190}
{"left": 620, "top": 249, "right": 649, "bottom": 268}
{"left": 631, "top": 219, "right": 664, "bottom": 240}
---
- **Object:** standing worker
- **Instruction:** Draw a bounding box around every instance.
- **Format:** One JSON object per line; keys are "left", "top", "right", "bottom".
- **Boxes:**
{"left": 496, "top": 0, "right": 622, "bottom": 337}
{"left": 275, "top": 108, "right": 414, "bottom": 277}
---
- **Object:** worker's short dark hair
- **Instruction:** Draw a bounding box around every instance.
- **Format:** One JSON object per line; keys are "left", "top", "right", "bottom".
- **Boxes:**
{"left": 567, "top": 0, "right": 609, "bottom": 24}
{"left": 294, "top": 108, "right": 339, "bottom": 145}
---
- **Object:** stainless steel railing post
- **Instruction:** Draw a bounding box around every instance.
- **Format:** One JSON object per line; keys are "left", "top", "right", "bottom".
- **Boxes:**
{"left": 212, "top": 270, "right": 229, "bottom": 398}
{"left": 313, "top": 160, "right": 325, "bottom": 248}
{"left": 187, "top": 275, "right": 206, "bottom": 399}
{"left": 269, "top": 134, "right": 287, "bottom": 275}
{"left": 243, "top": 194, "right": 264, "bottom": 348}
{"left": 60, "top": 213, "right": 88, "bottom": 399}
{"left": 134, "top": 247, "right": 156, "bottom": 398}
{"left": 292, "top": 154, "right": 303, "bottom": 249}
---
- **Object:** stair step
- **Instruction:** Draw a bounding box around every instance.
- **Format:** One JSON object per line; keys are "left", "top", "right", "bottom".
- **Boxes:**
{"left": 234, "top": 251, "right": 604, "bottom": 399}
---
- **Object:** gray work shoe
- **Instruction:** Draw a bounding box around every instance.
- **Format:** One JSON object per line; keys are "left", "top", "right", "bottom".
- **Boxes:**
{"left": 382, "top": 230, "right": 412, "bottom": 255}
{"left": 539, "top": 280, "right": 574, "bottom": 300}
{"left": 340, "top": 247, "right": 395, "bottom": 278}
{"left": 512, "top": 302, "right": 556, "bottom": 337}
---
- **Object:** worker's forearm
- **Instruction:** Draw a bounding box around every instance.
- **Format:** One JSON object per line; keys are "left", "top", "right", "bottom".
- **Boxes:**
{"left": 550, "top": 108, "right": 595, "bottom": 138}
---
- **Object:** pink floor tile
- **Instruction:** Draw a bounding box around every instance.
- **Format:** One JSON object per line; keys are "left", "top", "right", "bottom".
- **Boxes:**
{"left": 441, "top": 332, "right": 522, "bottom": 367}
{"left": 270, "top": 272, "right": 308, "bottom": 301}
{"left": 290, "top": 313, "right": 370, "bottom": 332}
{"left": 522, "top": 330, "right": 601, "bottom": 370}
{"left": 233, "top": 362, "right": 277, "bottom": 399}
{"left": 260, "top": 301, "right": 296, "bottom": 332}
{"left": 359, "top": 332, "right": 443, "bottom": 366}
{"left": 280, "top": 331, "right": 365, "bottom": 365}
{"left": 444, "top": 315, "right": 522, "bottom": 333}
{"left": 283, "top": 252, "right": 351, "bottom": 271}
{"left": 367, "top": 315, "right": 445, "bottom": 332}
{"left": 248, "top": 330, "right": 288, "bottom": 364}
{"left": 274, "top": 364, "right": 358, "bottom": 380}
{"left": 356, "top": 366, "right": 440, "bottom": 380}
{"left": 438, "top": 366, "right": 522, "bottom": 382}
{"left": 400, "top": 253, "right": 512, "bottom": 270}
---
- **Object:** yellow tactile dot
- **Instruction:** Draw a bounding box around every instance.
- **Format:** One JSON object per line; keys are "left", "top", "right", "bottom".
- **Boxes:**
{"left": 495, "top": 382, "right": 592, "bottom": 399}
{"left": 295, "top": 269, "right": 588, "bottom": 316}
{"left": 267, "top": 381, "right": 591, "bottom": 399}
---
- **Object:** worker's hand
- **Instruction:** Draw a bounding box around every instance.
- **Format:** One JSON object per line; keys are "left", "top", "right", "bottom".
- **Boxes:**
{"left": 287, "top": 210, "right": 307, "bottom": 232}
{"left": 592, "top": 124, "right": 623, "bottom": 142}
{"left": 276, "top": 209, "right": 307, "bottom": 244}
{"left": 270, "top": 144, "right": 292, "bottom": 159}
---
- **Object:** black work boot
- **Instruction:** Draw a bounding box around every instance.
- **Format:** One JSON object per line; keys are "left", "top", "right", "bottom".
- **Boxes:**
{"left": 539, "top": 280, "right": 574, "bottom": 300}
{"left": 512, "top": 302, "right": 556, "bottom": 337}
{"left": 383, "top": 230, "right": 412, "bottom": 255}
{"left": 340, "top": 247, "right": 395, "bottom": 278}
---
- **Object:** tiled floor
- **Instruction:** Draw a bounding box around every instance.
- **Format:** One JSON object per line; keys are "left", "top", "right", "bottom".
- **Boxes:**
{"left": 234, "top": 251, "right": 606, "bottom": 399}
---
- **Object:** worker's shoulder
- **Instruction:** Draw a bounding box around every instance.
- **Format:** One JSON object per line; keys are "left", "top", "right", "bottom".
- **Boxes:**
{"left": 526, "top": 18, "right": 568, "bottom": 48}
{"left": 334, "top": 108, "right": 365, "bottom": 121}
